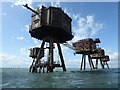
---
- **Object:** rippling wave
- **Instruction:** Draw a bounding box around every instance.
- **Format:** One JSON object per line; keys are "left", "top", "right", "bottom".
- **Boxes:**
{"left": 1, "top": 68, "right": 119, "bottom": 88}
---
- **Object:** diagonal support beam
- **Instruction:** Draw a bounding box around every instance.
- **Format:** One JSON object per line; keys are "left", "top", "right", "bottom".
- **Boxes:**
{"left": 57, "top": 43, "right": 66, "bottom": 71}
{"left": 80, "top": 54, "right": 84, "bottom": 70}
{"left": 105, "top": 62, "right": 109, "bottom": 69}
{"left": 32, "top": 41, "right": 45, "bottom": 73}
{"left": 29, "top": 58, "right": 35, "bottom": 72}
{"left": 35, "top": 41, "right": 45, "bottom": 65}
{"left": 100, "top": 59, "right": 104, "bottom": 69}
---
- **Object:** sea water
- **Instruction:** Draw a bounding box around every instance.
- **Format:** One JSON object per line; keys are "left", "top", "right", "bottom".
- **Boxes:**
{"left": 1, "top": 68, "right": 119, "bottom": 88}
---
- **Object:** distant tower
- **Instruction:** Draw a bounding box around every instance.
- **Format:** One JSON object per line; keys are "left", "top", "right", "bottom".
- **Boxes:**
{"left": 91, "top": 50, "right": 110, "bottom": 69}
{"left": 73, "top": 38, "right": 110, "bottom": 70}
{"left": 72, "top": 38, "right": 100, "bottom": 70}
{"left": 101, "top": 55, "right": 110, "bottom": 69}
{"left": 29, "top": 47, "right": 45, "bottom": 73}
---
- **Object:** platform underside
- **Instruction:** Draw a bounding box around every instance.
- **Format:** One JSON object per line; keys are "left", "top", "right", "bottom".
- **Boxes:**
{"left": 75, "top": 50, "right": 97, "bottom": 54}
{"left": 91, "top": 56, "right": 105, "bottom": 59}
{"left": 102, "top": 60, "right": 110, "bottom": 62}
{"left": 29, "top": 26, "right": 74, "bottom": 43}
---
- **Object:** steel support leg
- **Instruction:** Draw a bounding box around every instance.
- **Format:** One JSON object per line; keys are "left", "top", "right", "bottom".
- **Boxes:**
{"left": 32, "top": 41, "right": 45, "bottom": 73}
{"left": 35, "top": 41, "right": 45, "bottom": 64}
{"left": 32, "top": 66, "right": 37, "bottom": 73}
{"left": 48, "top": 39, "right": 54, "bottom": 72}
{"left": 106, "top": 62, "right": 109, "bottom": 69}
{"left": 43, "top": 65, "right": 45, "bottom": 73}
{"left": 100, "top": 59, "right": 104, "bottom": 69}
{"left": 29, "top": 58, "right": 35, "bottom": 72}
{"left": 88, "top": 54, "right": 92, "bottom": 70}
{"left": 80, "top": 54, "right": 84, "bottom": 71}
{"left": 90, "top": 58, "right": 95, "bottom": 69}
{"left": 95, "top": 59, "right": 98, "bottom": 69}
{"left": 84, "top": 55, "right": 86, "bottom": 70}
{"left": 39, "top": 67, "right": 42, "bottom": 73}
{"left": 57, "top": 43, "right": 66, "bottom": 71}
{"left": 47, "top": 45, "right": 50, "bottom": 73}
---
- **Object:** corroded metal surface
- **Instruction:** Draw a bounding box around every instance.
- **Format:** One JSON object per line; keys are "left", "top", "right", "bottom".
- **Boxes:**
{"left": 29, "top": 5, "right": 73, "bottom": 43}
{"left": 73, "top": 38, "right": 98, "bottom": 53}
{"left": 23, "top": 4, "right": 110, "bottom": 72}
{"left": 101, "top": 55, "right": 110, "bottom": 62}
{"left": 91, "top": 48, "right": 105, "bottom": 59}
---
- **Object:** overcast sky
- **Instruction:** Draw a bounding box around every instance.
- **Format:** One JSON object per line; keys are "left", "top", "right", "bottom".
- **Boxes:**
{"left": 0, "top": 1, "right": 119, "bottom": 68}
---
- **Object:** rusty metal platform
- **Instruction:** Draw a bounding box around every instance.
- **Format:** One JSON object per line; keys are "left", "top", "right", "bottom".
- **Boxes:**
{"left": 29, "top": 26, "right": 73, "bottom": 43}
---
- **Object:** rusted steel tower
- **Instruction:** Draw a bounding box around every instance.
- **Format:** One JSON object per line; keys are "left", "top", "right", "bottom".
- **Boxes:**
{"left": 73, "top": 38, "right": 110, "bottom": 70}
{"left": 23, "top": 4, "right": 73, "bottom": 73}
{"left": 29, "top": 47, "right": 46, "bottom": 73}
{"left": 72, "top": 38, "right": 101, "bottom": 70}
{"left": 101, "top": 55, "right": 110, "bottom": 69}
{"left": 91, "top": 48, "right": 110, "bottom": 69}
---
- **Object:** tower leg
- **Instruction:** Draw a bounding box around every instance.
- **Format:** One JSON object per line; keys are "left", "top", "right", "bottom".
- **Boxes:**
{"left": 106, "top": 62, "right": 109, "bottom": 69}
{"left": 47, "top": 66, "right": 49, "bottom": 73}
{"left": 88, "top": 54, "right": 92, "bottom": 70}
{"left": 84, "top": 55, "right": 86, "bottom": 70}
{"left": 29, "top": 58, "right": 35, "bottom": 72}
{"left": 47, "top": 46, "right": 50, "bottom": 73}
{"left": 43, "top": 65, "right": 45, "bottom": 73}
{"left": 48, "top": 39, "right": 54, "bottom": 72}
{"left": 80, "top": 54, "right": 84, "bottom": 71}
{"left": 95, "top": 59, "right": 98, "bottom": 69}
{"left": 100, "top": 59, "right": 104, "bottom": 69}
{"left": 90, "top": 59, "right": 95, "bottom": 69}
{"left": 32, "top": 66, "right": 37, "bottom": 73}
{"left": 35, "top": 41, "right": 45, "bottom": 64}
{"left": 32, "top": 41, "right": 45, "bottom": 73}
{"left": 39, "top": 67, "right": 42, "bottom": 73}
{"left": 57, "top": 43, "right": 66, "bottom": 71}
{"left": 88, "top": 54, "right": 94, "bottom": 69}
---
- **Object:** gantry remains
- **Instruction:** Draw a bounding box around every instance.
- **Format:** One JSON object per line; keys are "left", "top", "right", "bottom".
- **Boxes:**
{"left": 23, "top": 4, "right": 110, "bottom": 73}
